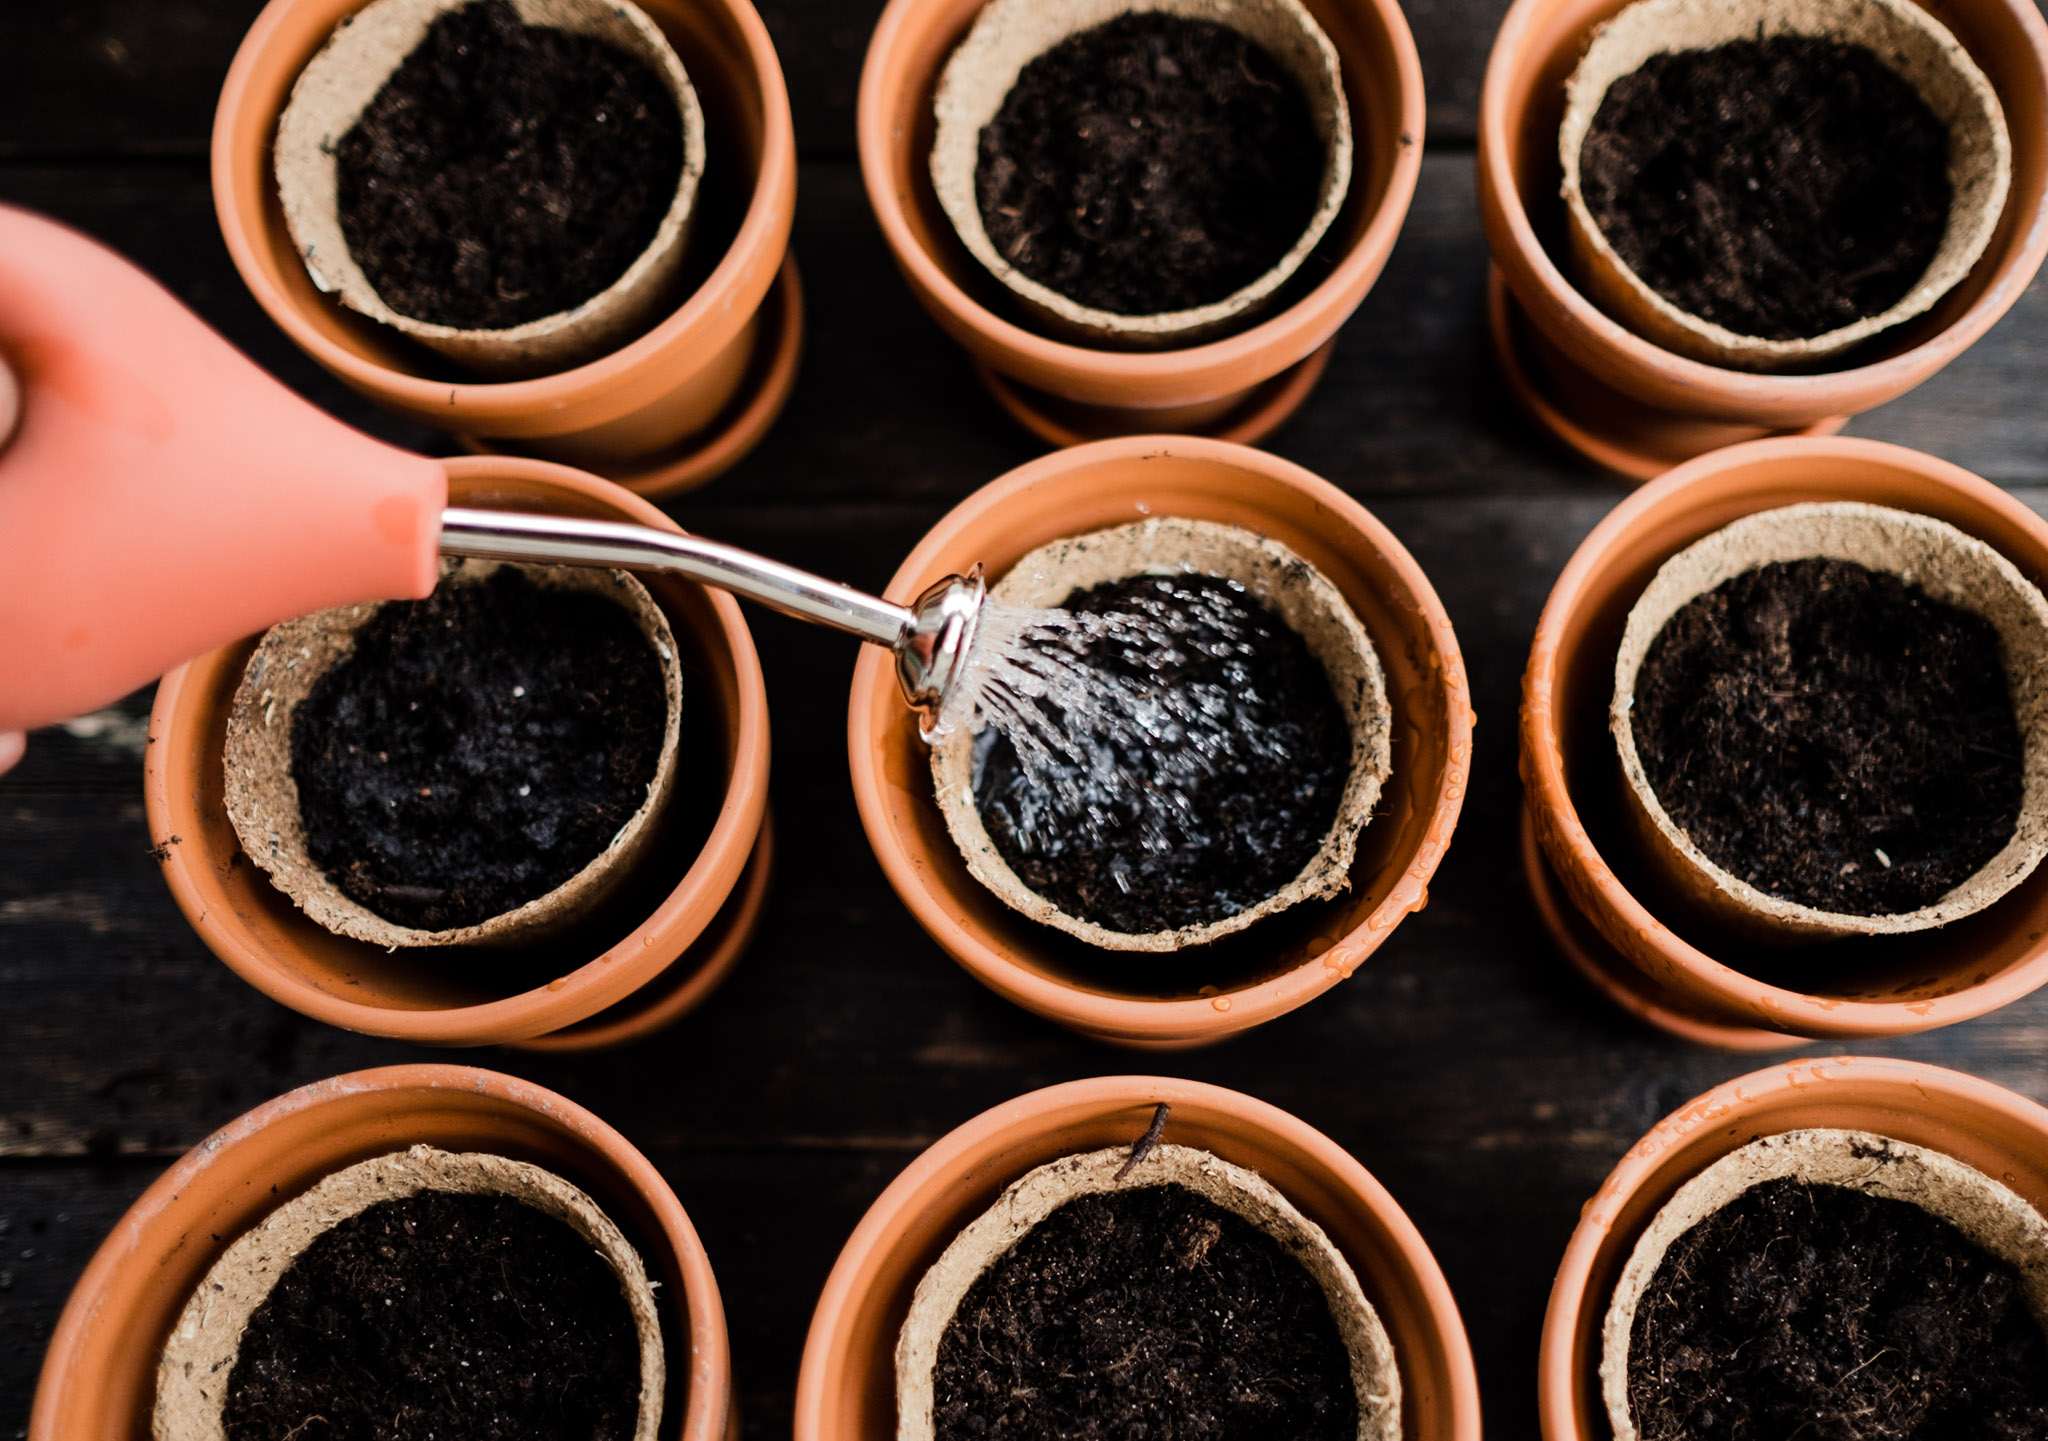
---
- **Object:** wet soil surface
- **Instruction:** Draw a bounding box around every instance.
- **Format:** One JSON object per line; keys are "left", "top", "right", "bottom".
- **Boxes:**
{"left": 1630, "top": 1171, "right": 2048, "bottom": 1441}
{"left": 292, "top": 566, "right": 668, "bottom": 931}
{"left": 336, "top": 0, "right": 684, "bottom": 331}
{"left": 933, "top": 1183, "right": 1358, "bottom": 1441}
{"left": 225, "top": 1189, "right": 642, "bottom": 1441}
{"left": 1580, "top": 35, "right": 1951, "bottom": 341}
{"left": 974, "top": 574, "right": 1351, "bottom": 936}
{"left": 976, "top": 12, "right": 1325, "bottom": 317}
{"left": 1633, "top": 557, "right": 2021, "bottom": 915}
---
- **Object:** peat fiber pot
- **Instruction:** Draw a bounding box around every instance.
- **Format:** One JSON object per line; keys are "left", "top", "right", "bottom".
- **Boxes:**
{"left": 846, "top": 436, "right": 1471, "bottom": 1047}
{"left": 1521, "top": 436, "right": 2048, "bottom": 1047}
{"left": 857, "top": 0, "right": 1424, "bottom": 447}
{"left": 1537, "top": 1054, "right": 2048, "bottom": 1441}
{"left": 145, "top": 457, "right": 772, "bottom": 1049}
{"left": 794, "top": 1075, "right": 1481, "bottom": 1441}
{"left": 213, "top": 0, "right": 799, "bottom": 498}
{"left": 1476, "top": 0, "right": 2048, "bottom": 482}
{"left": 30, "top": 1065, "right": 735, "bottom": 1441}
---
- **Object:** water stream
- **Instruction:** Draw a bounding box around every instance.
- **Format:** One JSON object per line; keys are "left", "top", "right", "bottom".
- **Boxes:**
{"left": 928, "top": 575, "right": 1349, "bottom": 933}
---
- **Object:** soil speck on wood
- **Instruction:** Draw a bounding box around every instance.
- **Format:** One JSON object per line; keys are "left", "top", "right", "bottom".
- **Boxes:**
{"left": 1580, "top": 35, "right": 1951, "bottom": 341}
{"left": 976, "top": 12, "right": 1325, "bottom": 317}
{"left": 933, "top": 1183, "right": 1358, "bottom": 1441}
{"left": 291, "top": 566, "right": 668, "bottom": 931}
{"left": 1632, "top": 557, "right": 2021, "bottom": 916}
{"left": 225, "top": 1189, "right": 643, "bottom": 1441}
{"left": 336, "top": 0, "right": 684, "bottom": 331}
{"left": 974, "top": 574, "right": 1350, "bottom": 936}
{"left": 1629, "top": 1174, "right": 2048, "bottom": 1441}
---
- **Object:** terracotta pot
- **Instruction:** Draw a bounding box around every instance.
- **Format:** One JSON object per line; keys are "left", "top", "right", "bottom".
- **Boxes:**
{"left": 1522, "top": 436, "right": 2048, "bottom": 1046}
{"left": 1537, "top": 1054, "right": 2048, "bottom": 1441}
{"left": 222, "top": 559, "right": 689, "bottom": 950}
{"left": 32, "top": 1064, "right": 736, "bottom": 1441}
{"left": 213, "top": 0, "right": 799, "bottom": 497}
{"left": 928, "top": 0, "right": 1354, "bottom": 348}
{"left": 1476, "top": 0, "right": 2048, "bottom": 481}
{"left": 273, "top": 0, "right": 709, "bottom": 378}
{"left": 847, "top": 436, "right": 1471, "bottom": 1047}
{"left": 145, "top": 456, "right": 772, "bottom": 1048}
{"left": 156, "top": 1143, "right": 670, "bottom": 1439}
{"left": 858, "top": 0, "right": 1424, "bottom": 446}
{"left": 1609, "top": 502, "right": 2048, "bottom": 943}
{"left": 794, "top": 1075, "right": 1481, "bottom": 1441}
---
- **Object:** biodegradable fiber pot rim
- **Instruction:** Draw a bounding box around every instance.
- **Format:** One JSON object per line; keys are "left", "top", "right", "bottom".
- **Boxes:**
{"left": 1558, "top": 0, "right": 2012, "bottom": 371}
{"left": 929, "top": 516, "right": 1392, "bottom": 953}
{"left": 153, "top": 1142, "right": 666, "bottom": 1441}
{"left": 930, "top": 0, "right": 1353, "bottom": 347}
{"left": 1611, "top": 500, "right": 2048, "bottom": 939}
{"left": 274, "top": 0, "right": 708, "bottom": 378}
{"left": 894, "top": 1142, "right": 1401, "bottom": 1441}
{"left": 1598, "top": 1126, "right": 2048, "bottom": 1441}
{"left": 222, "top": 557, "right": 686, "bottom": 949}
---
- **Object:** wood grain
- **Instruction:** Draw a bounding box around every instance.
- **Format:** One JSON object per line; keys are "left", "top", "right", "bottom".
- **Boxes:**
{"left": 4, "top": 2, "right": 2048, "bottom": 1437}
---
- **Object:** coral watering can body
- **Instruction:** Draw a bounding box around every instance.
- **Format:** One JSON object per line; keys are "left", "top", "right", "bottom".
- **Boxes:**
{"left": 0, "top": 206, "right": 446, "bottom": 733}
{"left": 0, "top": 206, "right": 986, "bottom": 738}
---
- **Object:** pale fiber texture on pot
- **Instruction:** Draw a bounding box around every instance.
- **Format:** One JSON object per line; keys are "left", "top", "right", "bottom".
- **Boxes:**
{"left": 1599, "top": 1126, "right": 2048, "bottom": 1441}
{"left": 153, "top": 1143, "right": 666, "bottom": 1441}
{"left": 930, "top": 0, "right": 1352, "bottom": 346}
{"left": 930, "top": 517, "right": 1391, "bottom": 952}
{"left": 223, "top": 558, "right": 685, "bottom": 949}
{"left": 1612, "top": 502, "right": 2048, "bottom": 940}
{"left": 274, "top": 0, "right": 706, "bottom": 377}
{"left": 1559, "top": 0, "right": 2010, "bottom": 370}
{"left": 895, "top": 1142, "right": 1401, "bottom": 1441}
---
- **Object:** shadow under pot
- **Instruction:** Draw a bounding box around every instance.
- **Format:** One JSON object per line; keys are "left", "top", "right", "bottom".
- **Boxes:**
{"left": 146, "top": 456, "right": 772, "bottom": 1048}
{"left": 858, "top": 0, "right": 1424, "bottom": 446}
{"left": 794, "top": 1075, "right": 1481, "bottom": 1441}
{"left": 1520, "top": 436, "right": 2048, "bottom": 1047}
{"left": 1476, "top": 0, "right": 2048, "bottom": 481}
{"left": 847, "top": 436, "right": 1470, "bottom": 1047}
{"left": 32, "top": 1065, "right": 734, "bottom": 1441}
{"left": 215, "top": 0, "right": 800, "bottom": 498}
{"left": 1537, "top": 1055, "right": 2048, "bottom": 1441}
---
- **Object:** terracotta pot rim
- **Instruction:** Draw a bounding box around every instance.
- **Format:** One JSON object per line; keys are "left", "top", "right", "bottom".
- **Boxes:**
{"left": 211, "top": 0, "right": 796, "bottom": 417}
{"left": 33, "top": 1063, "right": 731, "bottom": 1441}
{"left": 1475, "top": 0, "right": 2048, "bottom": 404}
{"left": 1521, "top": 435, "right": 2048, "bottom": 1035}
{"left": 145, "top": 458, "right": 772, "bottom": 1045}
{"left": 794, "top": 1074, "right": 1479, "bottom": 1441}
{"left": 1535, "top": 1054, "right": 2048, "bottom": 1441}
{"left": 856, "top": 0, "right": 1425, "bottom": 389}
{"left": 846, "top": 435, "right": 1470, "bottom": 1042}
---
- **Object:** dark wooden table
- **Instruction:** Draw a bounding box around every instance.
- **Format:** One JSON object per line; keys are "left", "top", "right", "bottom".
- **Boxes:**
{"left": 5, "top": 3, "right": 2048, "bottom": 1435}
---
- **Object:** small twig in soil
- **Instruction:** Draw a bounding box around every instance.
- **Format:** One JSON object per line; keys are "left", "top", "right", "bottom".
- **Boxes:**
{"left": 1114, "top": 1103, "right": 1172, "bottom": 1181}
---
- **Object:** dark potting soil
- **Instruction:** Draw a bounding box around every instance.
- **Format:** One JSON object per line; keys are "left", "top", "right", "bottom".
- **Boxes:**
{"left": 1632, "top": 557, "right": 2021, "bottom": 916}
{"left": 1579, "top": 35, "right": 1952, "bottom": 341}
{"left": 335, "top": 0, "right": 684, "bottom": 331}
{"left": 932, "top": 1183, "right": 1358, "bottom": 1441}
{"left": 973, "top": 574, "right": 1351, "bottom": 936}
{"left": 224, "top": 1189, "right": 642, "bottom": 1441}
{"left": 290, "top": 566, "right": 668, "bottom": 931}
{"left": 1628, "top": 1173, "right": 2048, "bottom": 1441}
{"left": 975, "top": 12, "right": 1325, "bottom": 317}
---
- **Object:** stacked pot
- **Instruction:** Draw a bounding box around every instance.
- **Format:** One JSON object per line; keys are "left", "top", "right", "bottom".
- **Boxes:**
{"left": 1477, "top": 0, "right": 2048, "bottom": 479}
